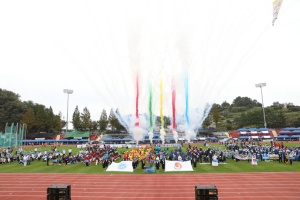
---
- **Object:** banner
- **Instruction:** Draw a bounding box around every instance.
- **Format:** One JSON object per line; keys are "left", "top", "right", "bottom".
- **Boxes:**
{"left": 251, "top": 155, "right": 257, "bottom": 165}
{"left": 165, "top": 160, "right": 193, "bottom": 172}
{"left": 212, "top": 156, "right": 218, "bottom": 166}
{"left": 76, "top": 144, "right": 87, "bottom": 149}
{"left": 144, "top": 166, "right": 156, "bottom": 173}
{"left": 106, "top": 161, "right": 133, "bottom": 172}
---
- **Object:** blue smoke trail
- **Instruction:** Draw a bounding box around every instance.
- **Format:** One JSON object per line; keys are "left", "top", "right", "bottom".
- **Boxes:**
{"left": 184, "top": 73, "right": 190, "bottom": 128}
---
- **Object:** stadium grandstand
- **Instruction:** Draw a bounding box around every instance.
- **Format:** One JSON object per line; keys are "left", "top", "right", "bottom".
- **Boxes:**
{"left": 100, "top": 133, "right": 133, "bottom": 144}
{"left": 97, "top": 128, "right": 227, "bottom": 144}
{"left": 228, "top": 127, "right": 300, "bottom": 142}
{"left": 236, "top": 128, "right": 272, "bottom": 141}
{"left": 22, "top": 130, "right": 92, "bottom": 145}
{"left": 277, "top": 127, "right": 300, "bottom": 141}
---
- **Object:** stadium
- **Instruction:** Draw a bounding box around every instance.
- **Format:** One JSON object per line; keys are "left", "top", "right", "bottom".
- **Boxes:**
{"left": 1, "top": 123, "right": 300, "bottom": 199}
{"left": 1, "top": 0, "right": 299, "bottom": 199}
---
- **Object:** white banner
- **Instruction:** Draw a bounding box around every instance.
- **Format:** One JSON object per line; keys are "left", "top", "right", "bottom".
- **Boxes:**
{"left": 35, "top": 138, "right": 45, "bottom": 140}
{"left": 212, "top": 161, "right": 219, "bottom": 166}
{"left": 76, "top": 144, "right": 87, "bottom": 149}
{"left": 106, "top": 161, "right": 133, "bottom": 172}
{"left": 252, "top": 155, "right": 258, "bottom": 165}
{"left": 165, "top": 160, "right": 193, "bottom": 172}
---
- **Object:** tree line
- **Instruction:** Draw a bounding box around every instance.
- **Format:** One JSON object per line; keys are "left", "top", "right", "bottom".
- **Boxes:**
{"left": 1, "top": 88, "right": 300, "bottom": 133}
{"left": 72, "top": 106, "right": 172, "bottom": 133}
{"left": 0, "top": 89, "right": 62, "bottom": 133}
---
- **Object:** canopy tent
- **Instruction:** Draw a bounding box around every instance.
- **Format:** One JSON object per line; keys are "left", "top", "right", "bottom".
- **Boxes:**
{"left": 282, "top": 127, "right": 300, "bottom": 131}
{"left": 237, "top": 128, "right": 249, "bottom": 131}
{"left": 23, "top": 139, "right": 88, "bottom": 143}
{"left": 258, "top": 128, "right": 269, "bottom": 131}
{"left": 262, "top": 136, "right": 273, "bottom": 139}
{"left": 102, "top": 138, "right": 132, "bottom": 142}
{"left": 238, "top": 128, "right": 269, "bottom": 131}
{"left": 239, "top": 136, "right": 250, "bottom": 139}
{"left": 291, "top": 135, "right": 300, "bottom": 138}
{"left": 209, "top": 137, "right": 218, "bottom": 141}
{"left": 277, "top": 135, "right": 290, "bottom": 138}
{"left": 279, "top": 130, "right": 293, "bottom": 135}
{"left": 64, "top": 130, "right": 90, "bottom": 138}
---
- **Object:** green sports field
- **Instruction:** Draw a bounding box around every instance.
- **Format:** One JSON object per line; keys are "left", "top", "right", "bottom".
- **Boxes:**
{"left": 1, "top": 142, "right": 299, "bottom": 174}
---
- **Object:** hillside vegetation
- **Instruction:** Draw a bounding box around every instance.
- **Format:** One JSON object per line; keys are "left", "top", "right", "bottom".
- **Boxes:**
{"left": 203, "top": 96, "right": 300, "bottom": 131}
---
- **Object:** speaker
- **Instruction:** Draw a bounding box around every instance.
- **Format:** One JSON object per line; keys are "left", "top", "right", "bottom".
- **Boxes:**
{"left": 195, "top": 185, "right": 218, "bottom": 200}
{"left": 47, "top": 184, "right": 71, "bottom": 200}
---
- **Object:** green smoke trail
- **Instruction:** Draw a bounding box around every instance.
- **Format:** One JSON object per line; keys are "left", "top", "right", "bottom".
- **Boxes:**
{"left": 148, "top": 84, "right": 153, "bottom": 131}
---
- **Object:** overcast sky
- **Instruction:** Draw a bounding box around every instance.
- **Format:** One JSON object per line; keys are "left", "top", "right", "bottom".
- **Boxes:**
{"left": 0, "top": 0, "right": 299, "bottom": 121}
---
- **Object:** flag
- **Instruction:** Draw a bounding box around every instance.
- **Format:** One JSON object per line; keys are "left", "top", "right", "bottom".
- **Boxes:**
{"left": 165, "top": 160, "right": 193, "bottom": 172}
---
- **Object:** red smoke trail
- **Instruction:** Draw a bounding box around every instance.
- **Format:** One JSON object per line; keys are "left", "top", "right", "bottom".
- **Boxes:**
{"left": 135, "top": 74, "right": 139, "bottom": 127}
{"left": 172, "top": 79, "right": 176, "bottom": 130}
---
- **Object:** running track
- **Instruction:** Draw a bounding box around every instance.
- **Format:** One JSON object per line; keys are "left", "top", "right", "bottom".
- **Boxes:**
{"left": 0, "top": 172, "right": 300, "bottom": 200}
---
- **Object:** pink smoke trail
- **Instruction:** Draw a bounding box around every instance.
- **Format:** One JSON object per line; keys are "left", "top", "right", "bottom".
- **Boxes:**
{"left": 135, "top": 74, "right": 139, "bottom": 127}
{"left": 172, "top": 79, "right": 176, "bottom": 130}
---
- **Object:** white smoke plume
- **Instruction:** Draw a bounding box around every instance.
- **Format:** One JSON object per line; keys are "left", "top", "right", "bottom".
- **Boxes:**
{"left": 172, "top": 129, "right": 179, "bottom": 144}
{"left": 160, "top": 128, "right": 166, "bottom": 144}
{"left": 148, "top": 131, "right": 154, "bottom": 144}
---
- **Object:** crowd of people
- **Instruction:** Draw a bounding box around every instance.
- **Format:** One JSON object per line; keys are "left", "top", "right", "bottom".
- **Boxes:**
{"left": 223, "top": 140, "right": 300, "bottom": 165}
{"left": 1, "top": 140, "right": 299, "bottom": 169}
{"left": 0, "top": 144, "right": 120, "bottom": 167}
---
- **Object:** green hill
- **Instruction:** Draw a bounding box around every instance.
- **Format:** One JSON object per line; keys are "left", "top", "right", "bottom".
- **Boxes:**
{"left": 204, "top": 97, "right": 300, "bottom": 131}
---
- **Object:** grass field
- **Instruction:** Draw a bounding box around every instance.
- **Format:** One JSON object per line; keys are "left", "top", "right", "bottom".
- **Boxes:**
{"left": 1, "top": 142, "right": 299, "bottom": 174}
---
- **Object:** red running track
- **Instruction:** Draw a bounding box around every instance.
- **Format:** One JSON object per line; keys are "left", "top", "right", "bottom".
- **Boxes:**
{"left": 0, "top": 172, "right": 300, "bottom": 200}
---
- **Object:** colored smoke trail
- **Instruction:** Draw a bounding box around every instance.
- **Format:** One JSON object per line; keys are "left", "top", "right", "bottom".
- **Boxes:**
{"left": 148, "top": 84, "right": 153, "bottom": 143}
{"left": 172, "top": 78, "right": 176, "bottom": 130}
{"left": 184, "top": 74, "right": 190, "bottom": 128}
{"left": 132, "top": 73, "right": 141, "bottom": 145}
{"left": 172, "top": 78, "right": 178, "bottom": 143}
{"left": 135, "top": 74, "right": 139, "bottom": 127}
{"left": 159, "top": 76, "right": 166, "bottom": 144}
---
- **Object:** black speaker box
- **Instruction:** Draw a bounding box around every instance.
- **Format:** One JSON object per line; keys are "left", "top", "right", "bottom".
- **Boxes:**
{"left": 195, "top": 185, "right": 218, "bottom": 200}
{"left": 47, "top": 184, "right": 71, "bottom": 200}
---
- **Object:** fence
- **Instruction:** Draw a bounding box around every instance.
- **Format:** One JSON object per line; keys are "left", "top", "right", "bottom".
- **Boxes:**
{"left": 0, "top": 123, "right": 26, "bottom": 149}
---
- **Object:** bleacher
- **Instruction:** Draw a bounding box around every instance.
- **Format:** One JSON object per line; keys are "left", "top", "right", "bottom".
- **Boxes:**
{"left": 101, "top": 134, "right": 133, "bottom": 143}
{"left": 23, "top": 139, "right": 88, "bottom": 145}
{"left": 26, "top": 132, "right": 56, "bottom": 140}
{"left": 277, "top": 127, "right": 300, "bottom": 141}
{"left": 229, "top": 130, "right": 239, "bottom": 139}
{"left": 236, "top": 128, "right": 272, "bottom": 141}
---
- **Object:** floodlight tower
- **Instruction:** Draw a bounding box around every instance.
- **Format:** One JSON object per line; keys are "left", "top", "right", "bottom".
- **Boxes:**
{"left": 255, "top": 83, "right": 267, "bottom": 128}
{"left": 63, "top": 89, "right": 73, "bottom": 133}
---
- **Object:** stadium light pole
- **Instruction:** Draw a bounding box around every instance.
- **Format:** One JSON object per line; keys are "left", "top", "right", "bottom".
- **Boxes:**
{"left": 63, "top": 89, "right": 73, "bottom": 134}
{"left": 255, "top": 83, "right": 267, "bottom": 128}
